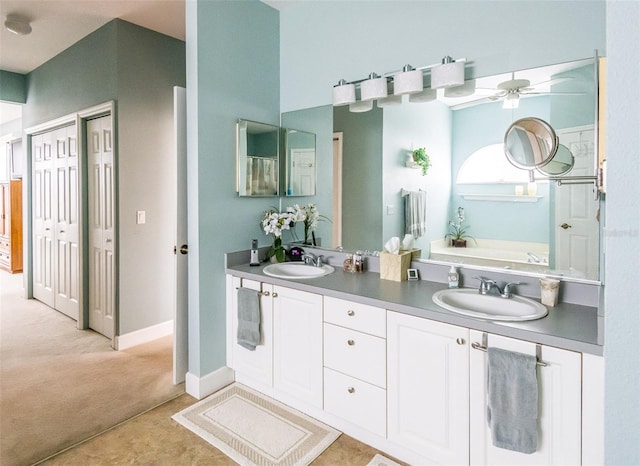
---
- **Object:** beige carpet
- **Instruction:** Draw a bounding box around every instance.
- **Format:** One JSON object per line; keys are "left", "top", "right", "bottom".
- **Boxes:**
{"left": 173, "top": 383, "right": 341, "bottom": 466}
{"left": 0, "top": 272, "right": 184, "bottom": 466}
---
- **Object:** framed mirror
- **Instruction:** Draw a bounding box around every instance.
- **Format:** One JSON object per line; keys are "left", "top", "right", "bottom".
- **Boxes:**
{"left": 284, "top": 128, "right": 316, "bottom": 196}
{"left": 236, "top": 119, "right": 279, "bottom": 197}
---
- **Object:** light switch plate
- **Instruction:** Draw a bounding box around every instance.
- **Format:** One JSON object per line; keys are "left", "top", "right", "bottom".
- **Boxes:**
{"left": 136, "top": 210, "right": 146, "bottom": 224}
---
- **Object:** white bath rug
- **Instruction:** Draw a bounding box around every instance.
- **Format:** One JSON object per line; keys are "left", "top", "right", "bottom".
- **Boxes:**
{"left": 366, "top": 453, "right": 402, "bottom": 466}
{"left": 172, "top": 383, "right": 340, "bottom": 466}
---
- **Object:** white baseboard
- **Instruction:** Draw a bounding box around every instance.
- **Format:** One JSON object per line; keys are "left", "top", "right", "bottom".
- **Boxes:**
{"left": 185, "top": 366, "right": 235, "bottom": 400}
{"left": 115, "top": 320, "right": 174, "bottom": 350}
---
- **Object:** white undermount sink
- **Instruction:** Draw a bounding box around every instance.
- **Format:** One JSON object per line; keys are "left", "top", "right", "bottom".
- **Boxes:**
{"left": 432, "top": 288, "right": 548, "bottom": 322}
{"left": 263, "top": 262, "right": 335, "bottom": 279}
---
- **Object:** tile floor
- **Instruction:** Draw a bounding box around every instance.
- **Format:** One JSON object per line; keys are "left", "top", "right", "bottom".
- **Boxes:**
{"left": 40, "top": 393, "right": 405, "bottom": 466}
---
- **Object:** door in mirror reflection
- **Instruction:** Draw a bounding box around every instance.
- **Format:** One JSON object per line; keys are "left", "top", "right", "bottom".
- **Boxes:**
{"left": 285, "top": 129, "right": 316, "bottom": 196}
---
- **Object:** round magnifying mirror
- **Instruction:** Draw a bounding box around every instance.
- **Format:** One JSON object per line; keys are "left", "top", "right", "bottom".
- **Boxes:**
{"left": 537, "top": 143, "right": 574, "bottom": 176}
{"left": 504, "top": 117, "right": 559, "bottom": 170}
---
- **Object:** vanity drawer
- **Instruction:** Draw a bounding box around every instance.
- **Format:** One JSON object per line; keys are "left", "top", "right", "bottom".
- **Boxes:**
{"left": 324, "top": 296, "right": 386, "bottom": 337}
{"left": 324, "top": 367, "right": 386, "bottom": 438}
{"left": 324, "top": 323, "right": 386, "bottom": 388}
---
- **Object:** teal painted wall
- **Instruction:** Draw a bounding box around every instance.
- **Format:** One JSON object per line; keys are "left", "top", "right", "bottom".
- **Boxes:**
{"left": 24, "top": 21, "right": 118, "bottom": 127}
{"left": 0, "top": 70, "right": 27, "bottom": 103}
{"left": 24, "top": 19, "right": 185, "bottom": 335}
{"left": 188, "top": 0, "right": 280, "bottom": 377}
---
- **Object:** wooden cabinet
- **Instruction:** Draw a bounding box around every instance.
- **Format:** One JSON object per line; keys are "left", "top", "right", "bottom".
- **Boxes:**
{"left": 469, "top": 330, "right": 582, "bottom": 466}
{"left": 0, "top": 180, "right": 23, "bottom": 273}
{"left": 323, "top": 296, "right": 387, "bottom": 436}
{"left": 387, "top": 311, "right": 470, "bottom": 466}
{"left": 272, "top": 285, "right": 323, "bottom": 408}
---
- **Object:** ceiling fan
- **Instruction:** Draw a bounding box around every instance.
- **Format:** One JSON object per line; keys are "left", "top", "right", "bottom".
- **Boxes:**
{"left": 483, "top": 74, "right": 581, "bottom": 108}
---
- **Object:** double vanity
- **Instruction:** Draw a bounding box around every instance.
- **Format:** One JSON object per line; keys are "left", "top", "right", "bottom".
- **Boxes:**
{"left": 225, "top": 248, "right": 603, "bottom": 466}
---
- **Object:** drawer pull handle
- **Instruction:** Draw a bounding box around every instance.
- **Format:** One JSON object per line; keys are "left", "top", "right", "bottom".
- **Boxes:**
{"left": 347, "top": 387, "right": 355, "bottom": 394}
{"left": 347, "top": 310, "right": 355, "bottom": 316}
{"left": 456, "top": 337, "right": 466, "bottom": 345}
{"left": 347, "top": 339, "right": 355, "bottom": 346}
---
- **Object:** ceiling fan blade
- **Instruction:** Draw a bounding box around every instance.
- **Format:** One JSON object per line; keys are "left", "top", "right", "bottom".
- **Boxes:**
{"left": 529, "top": 76, "right": 573, "bottom": 88}
{"left": 520, "top": 90, "right": 585, "bottom": 96}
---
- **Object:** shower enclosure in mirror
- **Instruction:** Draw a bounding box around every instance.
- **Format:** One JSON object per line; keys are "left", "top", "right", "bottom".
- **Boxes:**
{"left": 282, "top": 55, "right": 602, "bottom": 282}
{"left": 236, "top": 119, "right": 280, "bottom": 197}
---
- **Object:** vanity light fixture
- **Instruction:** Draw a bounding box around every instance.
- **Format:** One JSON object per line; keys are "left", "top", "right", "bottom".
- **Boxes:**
{"left": 360, "top": 72, "right": 388, "bottom": 101}
{"left": 393, "top": 65, "right": 423, "bottom": 95}
{"left": 444, "top": 79, "right": 476, "bottom": 98}
{"left": 377, "top": 95, "right": 403, "bottom": 107}
{"left": 4, "top": 14, "right": 32, "bottom": 35}
{"left": 409, "top": 88, "right": 437, "bottom": 103}
{"left": 333, "top": 79, "right": 356, "bottom": 106}
{"left": 349, "top": 100, "right": 374, "bottom": 113}
{"left": 430, "top": 56, "right": 465, "bottom": 89}
{"left": 503, "top": 92, "right": 520, "bottom": 109}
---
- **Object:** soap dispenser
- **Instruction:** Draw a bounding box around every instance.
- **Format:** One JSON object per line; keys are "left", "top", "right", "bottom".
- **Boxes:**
{"left": 448, "top": 265, "right": 459, "bottom": 289}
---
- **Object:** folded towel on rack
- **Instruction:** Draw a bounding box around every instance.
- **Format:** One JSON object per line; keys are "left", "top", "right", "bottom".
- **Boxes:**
{"left": 404, "top": 190, "right": 427, "bottom": 238}
{"left": 237, "top": 287, "right": 261, "bottom": 351}
{"left": 487, "top": 347, "right": 539, "bottom": 454}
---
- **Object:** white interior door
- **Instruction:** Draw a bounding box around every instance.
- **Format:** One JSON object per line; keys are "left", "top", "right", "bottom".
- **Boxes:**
{"left": 88, "top": 115, "right": 115, "bottom": 339}
{"left": 289, "top": 148, "right": 315, "bottom": 195}
{"left": 53, "top": 125, "right": 79, "bottom": 319}
{"left": 555, "top": 127, "right": 598, "bottom": 279}
{"left": 173, "top": 86, "right": 188, "bottom": 384}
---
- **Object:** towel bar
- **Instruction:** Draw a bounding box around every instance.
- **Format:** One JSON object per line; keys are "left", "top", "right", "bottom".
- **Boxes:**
{"left": 471, "top": 341, "right": 548, "bottom": 367}
{"left": 235, "top": 286, "right": 270, "bottom": 296}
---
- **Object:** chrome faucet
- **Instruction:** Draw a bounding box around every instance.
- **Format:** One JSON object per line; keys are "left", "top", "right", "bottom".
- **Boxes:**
{"left": 527, "top": 252, "right": 541, "bottom": 263}
{"left": 473, "top": 276, "right": 523, "bottom": 299}
{"left": 302, "top": 253, "right": 324, "bottom": 267}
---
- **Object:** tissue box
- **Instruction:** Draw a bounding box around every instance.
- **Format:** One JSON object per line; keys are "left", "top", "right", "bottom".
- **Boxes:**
{"left": 380, "top": 248, "right": 420, "bottom": 281}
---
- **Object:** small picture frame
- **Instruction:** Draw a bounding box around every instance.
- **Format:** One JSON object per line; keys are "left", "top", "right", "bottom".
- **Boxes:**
{"left": 407, "top": 268, "right": 419, "bottom": 281}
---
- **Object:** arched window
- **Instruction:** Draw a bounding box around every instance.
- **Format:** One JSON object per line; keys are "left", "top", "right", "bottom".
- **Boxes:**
{"left": 456, "top": 143, "right": 531, "bottom": 184}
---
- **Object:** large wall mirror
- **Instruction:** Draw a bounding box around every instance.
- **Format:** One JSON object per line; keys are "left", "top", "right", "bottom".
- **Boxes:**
{"left": 282, "top": 56, "right": 602, "bottom": 283}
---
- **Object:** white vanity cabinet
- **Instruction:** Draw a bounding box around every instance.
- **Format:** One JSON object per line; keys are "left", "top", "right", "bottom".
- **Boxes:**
{"left": 226, "top": 276, "right": 273, "bottom": 387}
{"left": 468, "top": 330, "right": 582, "bottom": 466}
{"left": 387, "top": 311, "right": 470, "bottom": 466}
{"left": 272, "top": 285, "right": 323, "bottom": 408}
{"left": 323, "top": 297, "right": 387, "bottom": 437}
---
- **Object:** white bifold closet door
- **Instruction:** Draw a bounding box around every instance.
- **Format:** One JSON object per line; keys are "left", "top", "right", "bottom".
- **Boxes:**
{"left": 32, "top": 124, "right": 79, "bottom": 320}
{"left": 87, "top": 115, "right": 115, "bottom": 339}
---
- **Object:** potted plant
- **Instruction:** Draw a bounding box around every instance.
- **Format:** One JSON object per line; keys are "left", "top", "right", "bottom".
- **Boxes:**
{"left": 261, "top": 208, "right": 296, "bottom": 262}
{"left": 445, "top": 207, "right": 475, "bottom": 247}
{"left": 412, "top": 147, "right": 431, "bottom": 176}
{"left": 292, "top": 203, "right": 329, "bottom": 245}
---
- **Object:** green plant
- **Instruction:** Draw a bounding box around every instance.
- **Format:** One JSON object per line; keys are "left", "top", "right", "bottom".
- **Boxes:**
{"left": 412, "top": 147, "right": 431, "bottom": 176}
{"left": 444, "top": 207, "right": 476, "bottom": 245}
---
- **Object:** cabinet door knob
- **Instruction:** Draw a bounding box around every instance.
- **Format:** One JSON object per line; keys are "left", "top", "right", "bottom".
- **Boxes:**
{"left": 347, "top": 339, "right": 355, "bottom": 346}
{"left": 260, "top": 291, "right": 270, "bottom": 297}
{"left": 272, "top": 292, "right": 278, "bottom": 298}
{"left": 347, "top": 387, "right": 355, "bottom": 394}
{"left": 456, "top": 337, "right": 466, "bottom": 345}
{"left": 347, "top": 310, "right": 355, "bottom": 316}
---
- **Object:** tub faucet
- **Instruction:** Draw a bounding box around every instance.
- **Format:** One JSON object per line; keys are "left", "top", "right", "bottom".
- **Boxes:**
{"left": 527, "top": 252, "right": 541, "bottom": 263}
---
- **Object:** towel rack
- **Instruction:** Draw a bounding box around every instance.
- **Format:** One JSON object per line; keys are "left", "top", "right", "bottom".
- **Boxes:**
{"left": 401, "top": 188, "right": 424, "bottom": 197}
{"left": 471, "top": 332, "right": 548, "bottom": 367}
{"left": 236, "top": 286, "right": 271, "bottom": 296}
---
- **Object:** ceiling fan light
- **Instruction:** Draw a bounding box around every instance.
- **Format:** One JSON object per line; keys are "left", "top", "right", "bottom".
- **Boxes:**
{"left": 393, "top": 65, "right": 423, "bottom": 95}
{"left": 333, "top": 79, "right": 356, "bottom": 106}
{"left": 431, "top": 56, "right": 465, "bottom": 89}
{"left": 409, "top": 88, "right": 437, "bottom": 103}
{"left": 4, "top": 14, "right": 32, "bottom": 35}
{"left": 503, "top": 93, "right": 520, "bottom": 109}
{"left": 360, "top": 73, "right": 388, "bottom": 101}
